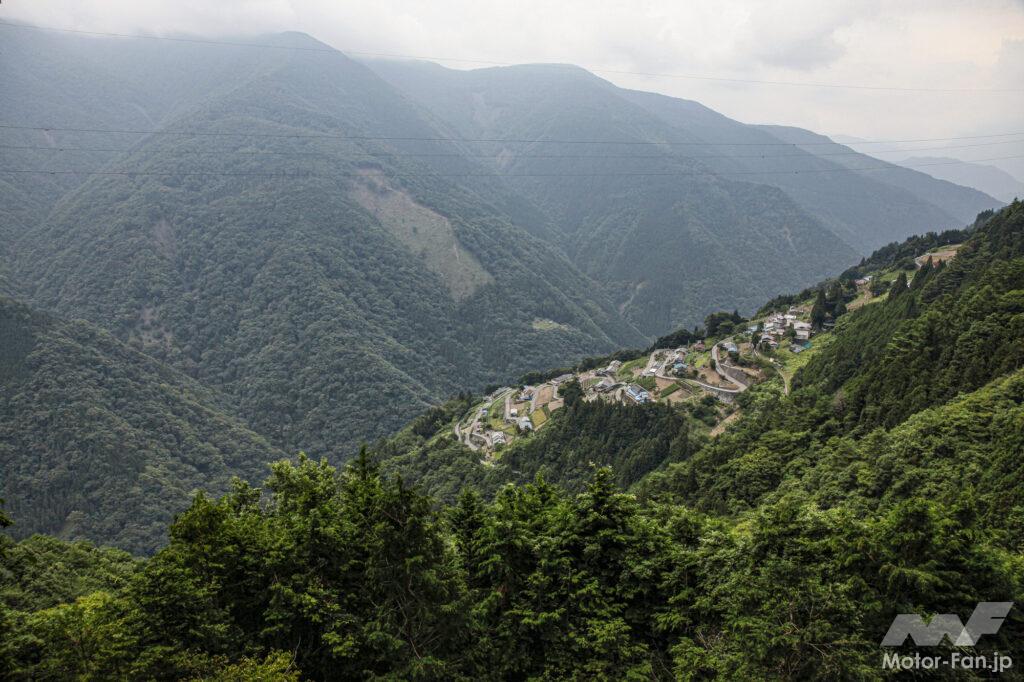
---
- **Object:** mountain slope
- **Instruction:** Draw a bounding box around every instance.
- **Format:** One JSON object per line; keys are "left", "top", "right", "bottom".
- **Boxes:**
{"left": 366, "top": 60, "right": 1001, "bottom": 331}
{"left": 0, "top": 298, "right": 284, "bottom": 554}
{"left": 647, "top": 201, "right": 1024, "bottom": 515}
{"left": 899, "top": 156, "right": 1024, "bottom": 204}
{"left": 755, "top": 124, "right": 1005, "bottom": 233}
{"left": 3, "top": 30, "right": 645, "bottom": 456}
{"left": 5, "top": 206, "right": 1023, "bottom": 680}
{"left": 367, "top": 61, "right": 860, "bottom": 334}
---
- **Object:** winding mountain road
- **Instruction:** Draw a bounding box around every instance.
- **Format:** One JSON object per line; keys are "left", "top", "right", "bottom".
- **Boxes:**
{"left": 650, "top": 346, "right": 744, "bottom": 402}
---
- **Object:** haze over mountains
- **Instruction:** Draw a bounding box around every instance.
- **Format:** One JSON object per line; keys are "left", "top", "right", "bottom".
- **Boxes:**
{"left": 898, "top": 156, "right": 1023, "bottom": 204}
{"left": 0, "top": 24, "right": 1003, "bottom": 466}
{"left": 4, "top": 4, "right": 1024, "bottom": 676}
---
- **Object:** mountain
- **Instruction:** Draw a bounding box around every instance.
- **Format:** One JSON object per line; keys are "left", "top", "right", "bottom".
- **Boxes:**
{"left": 366, "top": 60, "right": 1001, "bottom": 267}
{"left": 752, "top": 125, "right": 1004, "bottom": 235}
{"left": 1, "top": 27, "right": 645, "bottom": 457}
{"left": 3, "top": 203, "right": 1021, "bottom": 680}
{"left": 366, "top": 204, "right": 1021, "bottom": 506}
{"left": 0, "top": 297, "right": 283, "bottom": 554}
{"left": 646, "top": 201, "right": 1024, "bottom": 515}
{"left": 898, "top": 156, "right": 1023, "bottom": 203}
{"left": 0, "top": 25, "right": 1002, "bottom": 458}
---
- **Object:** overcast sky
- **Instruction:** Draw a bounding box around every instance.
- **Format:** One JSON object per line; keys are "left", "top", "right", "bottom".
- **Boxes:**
{"left": 6, "top": 0, "right": 1024, "bottom": 174}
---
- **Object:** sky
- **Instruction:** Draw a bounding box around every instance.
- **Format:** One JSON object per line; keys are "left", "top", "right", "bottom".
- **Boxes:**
{"left": 5, "top": 0, "right": 1024, "bottom": 176}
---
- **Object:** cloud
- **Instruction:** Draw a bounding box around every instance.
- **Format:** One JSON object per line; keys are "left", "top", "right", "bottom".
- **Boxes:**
{"left": 726, "top": 0, "right": 861, "bottom": 71}
{"left": 4, "top": 0, "right": 1023, "bottom": 141}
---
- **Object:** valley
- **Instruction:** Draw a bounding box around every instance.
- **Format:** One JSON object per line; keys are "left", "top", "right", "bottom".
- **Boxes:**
{"left": 0, "top": 14, "right": 1020, "bottom": 679}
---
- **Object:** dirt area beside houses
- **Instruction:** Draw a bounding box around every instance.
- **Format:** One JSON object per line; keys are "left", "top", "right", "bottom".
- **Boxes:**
{"left": 534, "top": 384, "right": 555, "bottom": 408}
{"left": 655, "top": 376, "right": 676, "bottom": 391}
{"left": 697, "top": 366, "right": 727, "bottom": 386}
{"left": 915, "top": 245, "right": 960, "bottom": 267}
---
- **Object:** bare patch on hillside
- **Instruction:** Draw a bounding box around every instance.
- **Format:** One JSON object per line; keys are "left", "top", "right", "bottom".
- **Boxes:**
{"left": 152, "top": 219, "right": 177, "bottom": 259}
{"left": 532, "top": 318, "right": 569, "bottom": 332}
{"left": 351, "top": 170, "right": 493, "bottom": 302}
{"left": 915, "top": 244, "right": 960, "bottom": 268}
{"left": 618, "top": 280, "right": 647, "bottom": 316}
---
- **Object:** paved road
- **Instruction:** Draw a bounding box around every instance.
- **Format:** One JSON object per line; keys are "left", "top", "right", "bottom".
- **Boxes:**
{"left": 711, "top": 340, "right": 748, "bottom": 392}
{"left": 651, "top": 347, "right": 743, "bottom": 402}
{"left": 455, "top": 388, "right": 513, "bottom": 451}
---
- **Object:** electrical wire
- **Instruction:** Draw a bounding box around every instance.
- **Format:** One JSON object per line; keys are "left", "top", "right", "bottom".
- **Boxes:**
{"left": 1, "top": 20, "right": 1020, "bottom": 94}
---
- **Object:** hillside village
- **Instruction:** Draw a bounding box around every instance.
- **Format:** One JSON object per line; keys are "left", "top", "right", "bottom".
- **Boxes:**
{"left": 455, "top": 316, "right": 815, "bottom": 454}
{"left": 453, "top": 243, "right": 961, "bottom": 456}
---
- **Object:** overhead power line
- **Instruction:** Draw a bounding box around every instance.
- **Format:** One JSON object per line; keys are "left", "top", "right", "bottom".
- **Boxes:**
{"left": 2, "top": 154, "right": 1021, "bottom": 180}
{"left": 3, "top": 123, "right": 1024, "bottom": 148}
{"left": 1, "top": 20, "right": 1021, "bottom": 94}
{"left": 1, "top": 138, "right": 1021, "bottom": 162}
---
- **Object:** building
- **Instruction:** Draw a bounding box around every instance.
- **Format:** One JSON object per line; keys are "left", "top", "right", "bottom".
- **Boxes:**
{"left": 490, "top": 431, "right": 507, "bottom": 446}
{"left": 722, "top": 341, "right": 739, "bottom": 355}
{"left": 625, "top": 383, "right": 651, "bottom": 404}
{"left": 518, "top": 387, "right": 534, "bottom": 402}
{"left": 517, "top": 417, "right": 533, "bottom": 431}
{"left": 595, "top": 377, "right": 617, "bottom": 393}
{"left": 789, "top": 344, "right": 805, "bottom": 354}
{"left": 795, "top": 328, "right": 811, "bottom": 341}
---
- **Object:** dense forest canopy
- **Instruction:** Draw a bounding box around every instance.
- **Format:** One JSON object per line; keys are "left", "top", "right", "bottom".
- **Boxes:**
{"left": 3, "top": 202, "right": 1022, "bottom": 679}
{"left": 0, "top": 19, "right": 1018, "bottom": 679}
{"left": 0, "top": 25, "right": 1002, "bottom": 467}
{"left": 0, "top": 298, "right": 284, "bottom": 554}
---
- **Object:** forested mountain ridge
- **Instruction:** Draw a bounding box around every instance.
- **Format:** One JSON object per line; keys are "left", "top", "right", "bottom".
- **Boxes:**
{"left": 366, "top": 61, "right": 860, "bottom": 334}
{"left": 644, "top": 200, "right": 1024, "bottom": 517}
{"left": 2, "top": 27, "right": 646, "bottom": 456}
{"left": 899, "top": 155, "right": 1023, "bottom": 204}
{"left": 367, "top": 60, "right": 1002, "bottom": 331}
{"left": 2, "top": 205, "right": 1022, "bottom": 679}
{"left": 0, "top": 297, "right": 284, "bottom": 554}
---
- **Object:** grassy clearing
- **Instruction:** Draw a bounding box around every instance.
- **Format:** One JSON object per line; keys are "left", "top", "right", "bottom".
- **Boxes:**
{"left": 485, "top": 393, "right": 510, "bottom": 429}
{"left": 774, "top": 332, "right": 835, "bottom": 384}
{"left": 617, "top": 357, "right": 646, "bottom": 380}
{"left": 659, "top": 382, "right": 682, "bottom": 398}
{"left": 636, "top": 375, "right": 657, "bottom": 391}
